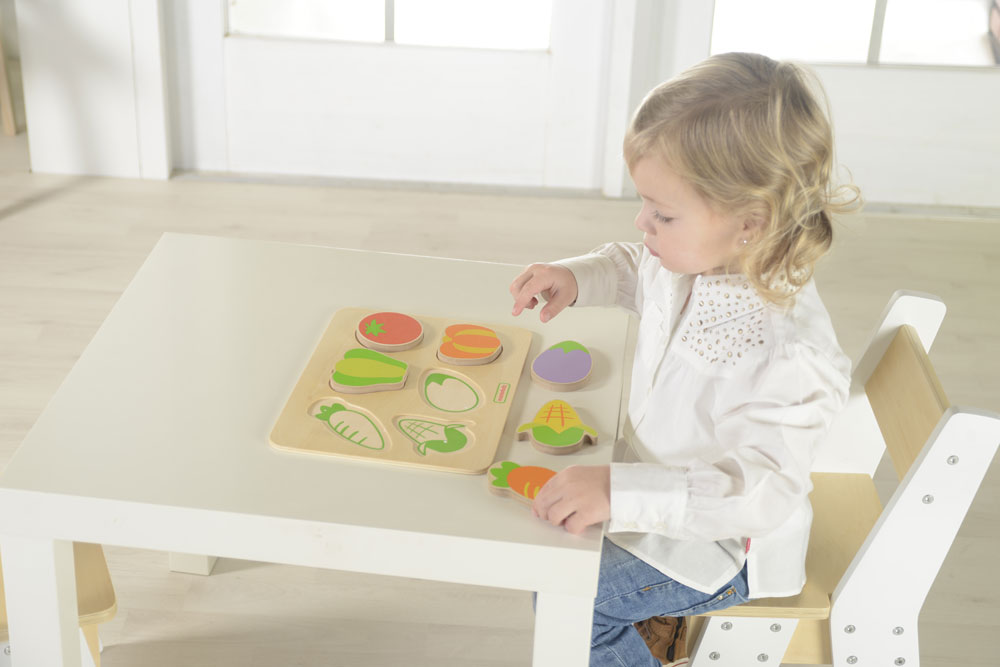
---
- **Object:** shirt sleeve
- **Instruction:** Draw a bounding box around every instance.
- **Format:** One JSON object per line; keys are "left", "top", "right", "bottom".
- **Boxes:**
{"left": 607, "top": 341, "right": 850, "bottom": 541}
{"left": 553, "top": 242, "right": 645, "bottom": 315}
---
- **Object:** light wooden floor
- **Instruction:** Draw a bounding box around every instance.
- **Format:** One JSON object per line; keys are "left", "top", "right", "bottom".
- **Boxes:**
{"left": 0, "top": 132, "right": 997, "bottom": 666}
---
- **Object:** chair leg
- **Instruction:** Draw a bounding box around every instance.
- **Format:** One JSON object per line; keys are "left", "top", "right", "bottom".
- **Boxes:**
{"left": 830, "top": 611, "right": 919, "bottom": 667}
{"left": 81, "top": 625, "right": 101, "bottom": 667}
{"left": 690, "top": 616, "right": 798, "bottom": 666}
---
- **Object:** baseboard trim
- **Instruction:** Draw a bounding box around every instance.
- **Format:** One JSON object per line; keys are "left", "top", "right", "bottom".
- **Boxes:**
{"left": 863, "top": 201, "right": 1000, "bottom": 220}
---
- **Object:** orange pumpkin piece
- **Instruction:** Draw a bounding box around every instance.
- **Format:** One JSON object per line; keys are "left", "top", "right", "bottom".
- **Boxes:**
{"left": 439, "top": 324, "right": 502, "bottom": 365}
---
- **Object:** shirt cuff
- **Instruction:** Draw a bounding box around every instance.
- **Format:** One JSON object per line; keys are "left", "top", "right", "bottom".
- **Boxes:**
{"left": 552, "top": 253, "right": 619, "bottom": 308}
{"left": 608, "top": 462, "right": 688, "bottom": 535}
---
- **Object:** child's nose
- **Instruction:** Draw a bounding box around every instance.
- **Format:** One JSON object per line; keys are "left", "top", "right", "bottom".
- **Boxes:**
{"left": 634, "top": 212, "right": 651, "bottom": 234}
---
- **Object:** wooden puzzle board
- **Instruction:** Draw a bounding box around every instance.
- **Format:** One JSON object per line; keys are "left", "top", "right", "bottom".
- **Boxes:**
{"left": 270, "top": 307, "right": 533, "bottom": 474}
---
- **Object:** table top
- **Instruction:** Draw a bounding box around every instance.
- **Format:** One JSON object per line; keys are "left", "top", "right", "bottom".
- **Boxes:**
{"left": 0, "top": 234, "right": 630, "bottom": 593}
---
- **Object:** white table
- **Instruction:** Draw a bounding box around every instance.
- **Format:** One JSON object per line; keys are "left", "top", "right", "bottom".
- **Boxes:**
{"left": 0, "top": 233, "right": 630, "bottom": 666}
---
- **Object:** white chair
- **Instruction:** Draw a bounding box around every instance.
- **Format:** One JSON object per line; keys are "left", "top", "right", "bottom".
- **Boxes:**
{"left": 686, "top": 291, "right": 1000, "bottom": 666}
{"left": 0, "top": 542, "right": 116, "bottom": 666}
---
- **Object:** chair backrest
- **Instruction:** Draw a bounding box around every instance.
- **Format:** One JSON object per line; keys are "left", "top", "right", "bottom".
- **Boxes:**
{"left": 813, "top": 290, "right": 946, "bottom": 476}
{"left": 829, "top": 318, "right": 1000, "bottom": 664}
{"left": 865, "top": 323, "right": 949, "bottom": 480}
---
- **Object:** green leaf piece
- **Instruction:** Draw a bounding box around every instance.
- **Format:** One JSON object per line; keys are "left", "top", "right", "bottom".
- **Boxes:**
{"left": 550, "top": 340, "right": 590, "bottom": 354}
{"left": 488, "top": 461, "right": 520, "bottom": 488}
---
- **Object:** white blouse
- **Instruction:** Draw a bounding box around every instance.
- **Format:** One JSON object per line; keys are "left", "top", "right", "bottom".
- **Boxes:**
{"left": 557, "top": 242, "right": 851, "bottom": 598}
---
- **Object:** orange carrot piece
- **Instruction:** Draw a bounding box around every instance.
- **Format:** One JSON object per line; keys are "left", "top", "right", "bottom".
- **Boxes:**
{"left": 506, "top": 465, "right": 556, "bottom": 500}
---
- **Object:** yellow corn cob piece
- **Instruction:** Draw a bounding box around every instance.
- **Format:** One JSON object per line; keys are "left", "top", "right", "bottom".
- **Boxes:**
{"left": 517, "top": 400, "right": 597, "bottom": 436}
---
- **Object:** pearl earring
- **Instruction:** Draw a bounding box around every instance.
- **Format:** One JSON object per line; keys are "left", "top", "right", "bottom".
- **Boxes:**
{"left": 741, "top": 238, "right": 749, "bottom": 245}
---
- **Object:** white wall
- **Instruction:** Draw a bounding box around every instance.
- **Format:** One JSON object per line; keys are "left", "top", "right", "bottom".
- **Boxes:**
{"left": 13, "top": 0, "right": 170, "bottom": 179}
{"left": 604, "top": 0, "right": 715, "bottom": 197}
{"left": 11, "top": 0, "right": 1000, "bottom": 209}
{"left": 629, "top": 0, "right": 1000, "bottom": 209}
{"left": 817, "top": 65, "right": 1000, "bottom": 208}
{"left": 163, "top": 0, "right": 227, "bottom": 173}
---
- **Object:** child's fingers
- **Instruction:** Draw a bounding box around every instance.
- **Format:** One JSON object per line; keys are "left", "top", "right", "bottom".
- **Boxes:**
{"left": 563, "top": 512, "right": 591, "bottom": 535}
{"left": 510, "top": 271, "right": 551, "bottom": 316}
{"left": 543, "top": 499, "right": 575, "bottom": 529}
{"left": 508, "top": 268, "right": 534, "bottom": 298}
{"left": 511, "top": 287, "right": 542, "bottom": 317}
{"left": 531, "top": 477, "right": 561, "bottom": 520}
{"left": 510, "top": 264, "right": 577, "bottom": 321}
{"left": 539, "top": 289, "right": 574, "bottom": 323}
{"left": 534, "top": 466, "right": 609, "bottom": 533}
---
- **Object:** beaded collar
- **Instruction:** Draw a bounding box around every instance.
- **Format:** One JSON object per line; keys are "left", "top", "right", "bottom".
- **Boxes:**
{"left": 677, "top": 274, "right": 769, "bottom": 367}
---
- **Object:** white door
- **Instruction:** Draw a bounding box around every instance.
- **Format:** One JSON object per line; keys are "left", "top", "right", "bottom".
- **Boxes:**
{"left": 166, "top": 0, "right": 614, "bottom": 189}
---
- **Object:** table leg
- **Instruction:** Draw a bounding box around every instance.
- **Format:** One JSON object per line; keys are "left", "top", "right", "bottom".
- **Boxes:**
{"left": 168, "top": 552, "right": 218, "bottom": 575}
{"left": 0, "top": 537, "right": 82, "bottom": 667}
{"left": 533, "top": 592, "right": 593, "bottom": 666}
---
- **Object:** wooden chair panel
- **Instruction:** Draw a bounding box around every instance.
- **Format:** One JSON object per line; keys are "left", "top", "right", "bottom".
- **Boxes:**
{"left": 702, "top": 472, "right": 883, "bottom": 620}
{"left": 865, "top": 323, "right": 950, "bottom": 480}
{"left": 0, "top": 542, "right": 117, "bottom": 641}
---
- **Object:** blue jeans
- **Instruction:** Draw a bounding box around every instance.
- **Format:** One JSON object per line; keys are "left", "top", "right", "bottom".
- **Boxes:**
{"left": 590, "top": 539, "right": 749, "bottom": 667}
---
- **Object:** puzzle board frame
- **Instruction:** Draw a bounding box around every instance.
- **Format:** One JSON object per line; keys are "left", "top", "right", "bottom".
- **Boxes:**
{"left": 270, "top": 307, "right": 533, "bottom": 474}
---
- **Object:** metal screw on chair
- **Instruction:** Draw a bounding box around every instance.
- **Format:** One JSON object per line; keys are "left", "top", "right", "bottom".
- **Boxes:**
{"left": 770, "top": 623, "right": 782, "bottom": 632}
{"left": 844, "top": 624, "right": 856, "bottom": 633}
{"left": 922, "top": 494, "right": 934, "bottom": 504}
{"left": 947, "top": 455, "right": 959, "bottom": 465}
{"left": 721, "top": 621, "right": 733, "bottom": 630}
{"left": 709, "top": 652, "right": 721, "bottom": 660}
{"left": 757, "top": 653, "right": 769, "bottom": 662}
{"left": 893, "top": 626, "right": 905, "bottom": 635}
{"left": 847, "top": 657, "right": 858, "bottom": 665}
{"left": 895, "top": 659, "right": 906, "bottom": 666}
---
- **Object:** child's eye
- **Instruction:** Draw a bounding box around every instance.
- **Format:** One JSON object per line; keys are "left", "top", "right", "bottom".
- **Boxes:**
{"left": 653, "top": 211, "right": 674, "bottom": 223}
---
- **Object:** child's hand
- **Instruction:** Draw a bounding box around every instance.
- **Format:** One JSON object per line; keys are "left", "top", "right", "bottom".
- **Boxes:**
{"left": 509, "top": 263, "right": 579, "bottom": 323}
{"left": 532, "top": 465, "right": 610, "bottom": 535}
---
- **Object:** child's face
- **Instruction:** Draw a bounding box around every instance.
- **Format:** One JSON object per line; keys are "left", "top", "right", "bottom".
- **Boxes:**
{"left": 631, "top": 156, "right": 746, "bottom": 276}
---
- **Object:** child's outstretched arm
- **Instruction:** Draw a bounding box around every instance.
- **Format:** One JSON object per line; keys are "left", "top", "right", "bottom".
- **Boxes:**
{"left": 512, "top": 243, "right": 646, "bottom": 320}
{"left": 531, "top": 464, "right": 610, "bottom": 535}
{"left": 509, "top": 263, "right": 579, "bottom": 323}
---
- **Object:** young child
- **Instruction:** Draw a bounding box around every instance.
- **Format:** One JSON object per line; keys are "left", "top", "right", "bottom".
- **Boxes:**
{"left": 509, "top": 52, "right": 859, "bottom": 666}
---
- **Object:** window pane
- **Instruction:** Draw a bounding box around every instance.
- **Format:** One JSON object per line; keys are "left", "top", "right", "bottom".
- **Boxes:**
{"left": 880, "top": 0, "right": 996, "bottom": 66}
{"left": 227, "top": 0, "right": 384, "bottom": 44}
{"left": 394, "top": 0, "right": 552, "bottom": 50}
{"left": 711, "top": 0, "right": 876, "bottom": 63}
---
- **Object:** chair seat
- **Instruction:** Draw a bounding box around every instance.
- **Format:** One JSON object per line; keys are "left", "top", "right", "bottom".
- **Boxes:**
{"left": 704, "top": 472, "right": 883, "bottom": 620}
{"left": 0, "top": 542, "right": 117, "bottom": 641}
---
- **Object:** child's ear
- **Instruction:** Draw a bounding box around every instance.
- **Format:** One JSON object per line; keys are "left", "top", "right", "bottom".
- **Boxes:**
{"left": 740, "top": 210, "right": 767, "bottom": 237}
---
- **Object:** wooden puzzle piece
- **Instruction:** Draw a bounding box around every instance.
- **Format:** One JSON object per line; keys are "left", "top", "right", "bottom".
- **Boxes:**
{"left": 356, "top": 312, "right": 424, "bottom": 352}
{"left": 488, "top": 461, "right": 557, "bottom": 505}
{"left": 270, "top": 308, "right": 534, "bottom": 474}
{"left": 312, "top": 400, "right": 387, "bottom": 451}
{"left": 394, "top": 416, "right": 472, "bottom": 456}
{"left": 438, "top": 324, "right": 502, "bottom": 365}
{"left": 330, "top": 348, "right": 408, "bottom": 394}
{"left": 517, "top": 400, "right": 598, "bottom": 455}
{"left": 530, "top": 340, "right": 593, "bottom": 391}
{"left": 421, "top": 370, "right": 482, "bottom": 413}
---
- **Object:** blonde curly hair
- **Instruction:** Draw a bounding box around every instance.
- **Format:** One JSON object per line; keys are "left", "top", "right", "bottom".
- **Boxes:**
{"left": 624, "top": 52, "right": 861, "bottom": 305}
